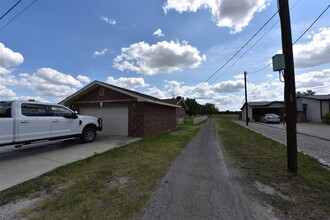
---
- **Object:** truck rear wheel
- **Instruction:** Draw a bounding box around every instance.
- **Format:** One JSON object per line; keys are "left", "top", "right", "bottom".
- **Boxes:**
{"left": 80, "top": 127, "right": 97, "bottom": 143}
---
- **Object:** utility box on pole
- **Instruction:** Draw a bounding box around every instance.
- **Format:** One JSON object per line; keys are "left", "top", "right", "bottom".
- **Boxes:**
{"left": 272, "top": 54, "right": 285, "bottom": 71}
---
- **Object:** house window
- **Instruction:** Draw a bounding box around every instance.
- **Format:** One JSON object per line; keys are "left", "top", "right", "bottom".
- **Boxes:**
{"left": 99, "top": 87, "right": 104, "bottom": 96}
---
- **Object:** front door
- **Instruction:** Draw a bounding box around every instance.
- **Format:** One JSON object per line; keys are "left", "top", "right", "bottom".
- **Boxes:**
{"left": 50, "top": 105, "right": 79, "bottom": 138}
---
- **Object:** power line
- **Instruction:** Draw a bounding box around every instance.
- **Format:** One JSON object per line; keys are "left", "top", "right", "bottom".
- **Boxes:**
{"left": 248, "top": 63, "right": 271, "bottom": 74}
{"left": 185, "top": 10, "right": 279, "bottom": 96}
{"left": 0, "top": 0, "right": 22, "bottom": 20}
{"left": 0, "top": 0, "right": 38, "bottom": 32}
{"left": 211, "top": 0, "right": 302, "bottom": 80}
{"left": 292, "top": 3, "right": 330, "bottom": 45}
{"left": 248, "top": 2, "right": 330, "bottom": 75}
{"left": 185, "top": 0, "right": 303, "bottom": 96}
{"left": 211, "top": 20, "right": 280, "bottom": 82}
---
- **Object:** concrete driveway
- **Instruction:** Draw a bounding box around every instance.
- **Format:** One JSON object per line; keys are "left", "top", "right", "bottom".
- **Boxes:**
{"left": 0, "top": 135, "right": 140, "bottom": 191}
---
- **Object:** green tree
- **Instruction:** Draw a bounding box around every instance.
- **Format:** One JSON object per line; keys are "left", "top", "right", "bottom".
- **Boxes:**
{"left": 201, "top": 103, "right": 219, "bottom": 115}
{"left": 185, "top": 98, "right": 201, "bottom": 116}
{"left": 297, "top": 90, "right": 315, "bottom": 96}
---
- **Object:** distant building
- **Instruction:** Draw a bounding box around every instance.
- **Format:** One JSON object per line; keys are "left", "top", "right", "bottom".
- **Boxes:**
{"left": 297, "top": 95, "right": 330, "bottom": 122}
{"left": 240, "top": 101, "right": 285, "bottom": 122}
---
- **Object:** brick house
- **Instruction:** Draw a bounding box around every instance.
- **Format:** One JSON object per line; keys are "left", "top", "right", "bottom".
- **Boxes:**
{"left": 162, "top": 97, "right": 188, "bottom": 121}
{"left": 59, "top": 80, "right": 180, "bottom": 137}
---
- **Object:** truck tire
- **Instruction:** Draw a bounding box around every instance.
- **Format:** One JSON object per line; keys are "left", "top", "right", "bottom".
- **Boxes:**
{"left": 80, "top": 127, "right": 97, "bottom": 143}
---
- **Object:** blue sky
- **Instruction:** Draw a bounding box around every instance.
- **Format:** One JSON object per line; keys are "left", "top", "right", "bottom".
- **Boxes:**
{"left": 0, "top": 0, "right": 329, "bottom": 110}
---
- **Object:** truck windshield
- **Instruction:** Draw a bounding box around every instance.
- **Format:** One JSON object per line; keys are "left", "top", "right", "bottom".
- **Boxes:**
{"left": 0, "top": 101, "right": 12, "bottom": 118}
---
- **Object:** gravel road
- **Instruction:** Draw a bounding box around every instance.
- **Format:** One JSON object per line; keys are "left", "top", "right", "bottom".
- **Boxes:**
{"left": 143, "top": 119, "right": 276, "bottom": 220}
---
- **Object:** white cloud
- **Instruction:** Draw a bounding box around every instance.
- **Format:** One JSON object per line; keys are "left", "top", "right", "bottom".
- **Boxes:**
{"left": 106, "top": 76, "right": 149, "bottom": 89}
{"left": 114, "top": 41, "right": 206, "bottom": 75}
{"left": 295, "top": 69, "right": 330, "bottom": 94}
{"left": 93, "top": 48, "right": 108, "bottom": 57}
{"left": 0, "top": 75, "right": 18, "bottom": 85}
{"left": 211, "top": 80, "right": 244, "bottom": 92}
{"left": 77, "top": 75, "right": 91, "bottom": 83}
{"left": 233, "top": 74, "right": 244, "bottom": 79}
{"left": 294, "top": 27, "right": 330, "bottom": 69}
{"left": 146, "top": 87, "right": 168, "bottom": 99}
{"left": 247, "top": 82, "right": 283, "bottom": 101}
{"left": 13, "top": 96, "right": 49, "bottom": 102}
{"left": 18, "top": 68, "right": 83, "bottom": 97}
{"left": 101, "top": 16, "right": 116, "bottom": 25}
{"left": 0, "top": 42, "right": 24, "bottom": 74}
{"left": 153, "top": 28, "right": 165, "bottom": 37}
{"left": 0, "top": 67, "right": 11, "bottom": 75}
{"left": 0, "top": 85, "right": 15, "bottom": 97}
{"left": 163, "top": 0, "right": 270, "bottom": 33}
{"left": 163, "top": 79, "right": 246, "bottom": 100}
{"left": 164, "top": 80, "right": 195, "bottom": 97}
{"left": 266, "top": 74, "right": 273, "bottom": 80}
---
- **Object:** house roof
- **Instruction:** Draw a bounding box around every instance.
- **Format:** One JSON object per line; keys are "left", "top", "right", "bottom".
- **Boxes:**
{"left": 297, "top": 95, "right": 330, "bottom": 101}
{"left": 59, "top": 80, "right": 180, "bottom": 108}
{"left": 162, "top": 98, "right": 189, "bottom": 110}
{"left": 240, "top": 101, "right": 284, "bottom": 110}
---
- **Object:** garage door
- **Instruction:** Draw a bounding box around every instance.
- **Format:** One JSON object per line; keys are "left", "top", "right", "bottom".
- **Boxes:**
{"left": 80, "top": 107, "right": 128, "bottom": 136}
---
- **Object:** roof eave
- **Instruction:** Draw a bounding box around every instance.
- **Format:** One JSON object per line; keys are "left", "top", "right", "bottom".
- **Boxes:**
{"left": 60, "top": 80, "right": 179, "bottom": 108}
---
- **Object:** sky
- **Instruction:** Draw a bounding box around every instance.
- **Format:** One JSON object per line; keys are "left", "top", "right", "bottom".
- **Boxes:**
{"left": 0, "top": 0, "right": 329, "bottom": 111}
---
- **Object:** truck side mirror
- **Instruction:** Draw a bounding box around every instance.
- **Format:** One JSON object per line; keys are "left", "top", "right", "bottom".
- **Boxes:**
{"left": 72, "top": 112, "right": 78, "bottom": 119}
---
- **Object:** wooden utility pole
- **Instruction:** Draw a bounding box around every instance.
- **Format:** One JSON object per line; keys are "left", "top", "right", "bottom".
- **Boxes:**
{"left": 244, "top": 71, "right": 248, "bottom": 125}
{"left": 278, "top": 0, "right": 298, "bottom": 173}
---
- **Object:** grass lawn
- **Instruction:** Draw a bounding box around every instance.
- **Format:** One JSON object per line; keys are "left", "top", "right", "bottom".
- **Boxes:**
{"left": 217, "top": 117, "right": 330, "bottom": 219}
{"left": 0, "top": 120, "right": 205, "bottom": 219}
{"left": 2, "top": 116, "right": 329, "bottom": 219}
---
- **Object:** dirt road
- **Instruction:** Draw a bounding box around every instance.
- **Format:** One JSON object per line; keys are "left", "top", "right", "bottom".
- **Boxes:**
{"left": 143, "top": 119, "right": 276, "bottom": 220}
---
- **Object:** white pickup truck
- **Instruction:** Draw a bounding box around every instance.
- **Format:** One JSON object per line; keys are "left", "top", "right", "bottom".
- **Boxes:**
{"left": 0, "top": 100, "right": 102, "bottom": 147}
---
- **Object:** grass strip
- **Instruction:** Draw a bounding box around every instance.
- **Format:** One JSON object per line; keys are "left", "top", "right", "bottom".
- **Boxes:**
{"left": 217, "top": 117, "right": 330, "bottom": 219}
{"left": 0, "top": 120, "right": 205, "bottom": 219}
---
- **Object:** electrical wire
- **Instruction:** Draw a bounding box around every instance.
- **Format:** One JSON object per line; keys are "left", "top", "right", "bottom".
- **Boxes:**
{"left": 185, "top": 10, "right": 279, "bottom": 96}
{"left": 185, "top": 0, "right": 305, "bottom": 96}
{"left": 211, "top": 19, "right": 280, "bottom": 83}
{"left": 212, "top": 0, "right": 301, "bottom": 79}
{"left": 247, "top": 2, "right": 329, "bottom": 75}
{"left": 0, "top": 0, "right": 22, "bottom": 20}
{"left": 292, "top": 3, "right": 330, "bottom": 45}
{"left": 0, "top": 0, "right": 38, "bottom": 32}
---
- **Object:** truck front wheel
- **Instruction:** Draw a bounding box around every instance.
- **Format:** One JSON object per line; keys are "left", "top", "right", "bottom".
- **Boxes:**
{"left": 80, "top": 127, "right": 97, "bottom": 143}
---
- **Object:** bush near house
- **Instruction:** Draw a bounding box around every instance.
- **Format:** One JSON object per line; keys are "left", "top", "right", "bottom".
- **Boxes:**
{"left": 323, "top": 112, "right": 330, "bottom": 124}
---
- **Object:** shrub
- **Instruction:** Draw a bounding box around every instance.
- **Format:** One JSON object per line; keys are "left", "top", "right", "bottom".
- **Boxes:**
{"left": 323, "top": 112, "right": 330, "bottom": 124}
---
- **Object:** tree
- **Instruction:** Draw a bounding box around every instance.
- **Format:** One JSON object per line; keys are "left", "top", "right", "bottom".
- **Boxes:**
{"left": 201, "top": 103, "right": 219, "bottom": 115}
{"left": 296, "top": 90, "right": 315, "bottom": 96}
{"left": 185, "top": 98, "right": 201, "bottom": 116}
{"left": 185, "top": 98, "right": 219, "bottom": 116}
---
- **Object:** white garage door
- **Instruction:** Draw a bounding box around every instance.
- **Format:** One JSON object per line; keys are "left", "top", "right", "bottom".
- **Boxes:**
{"left": 80, "top": 107, "right": 128, "bottom": 136}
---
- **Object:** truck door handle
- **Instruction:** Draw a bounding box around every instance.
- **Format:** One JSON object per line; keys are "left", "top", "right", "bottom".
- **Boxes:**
{"left": 53, "top": 120, "right": 59, "bottom": 123}
{"left": 20, "top": 121, "right": 29, "bottom": 123}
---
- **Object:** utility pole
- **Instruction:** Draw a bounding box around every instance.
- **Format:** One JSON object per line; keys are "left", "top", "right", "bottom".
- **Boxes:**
{"left": 278, "top": 0, "right": 298, "bottom": 173}
{"left": 244, "top": 71, "right": 248, "bottom": 126}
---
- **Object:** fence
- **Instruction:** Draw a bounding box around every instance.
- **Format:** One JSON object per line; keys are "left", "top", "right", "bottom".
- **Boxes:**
{"left": 193, "top": 116, "right": 208, "bottom": 125}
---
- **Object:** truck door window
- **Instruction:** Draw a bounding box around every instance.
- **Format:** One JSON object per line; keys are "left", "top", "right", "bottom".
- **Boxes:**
{"left": 0, "top": 101, "right": 12, "bottom": 117}
{"left": 51, "top": 106, "right": 73, "bottom": 118}
{"left": 21, "top": 104, "right": 48, "bottom": 116}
